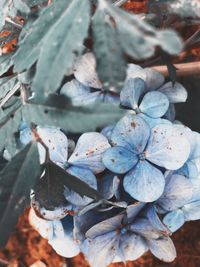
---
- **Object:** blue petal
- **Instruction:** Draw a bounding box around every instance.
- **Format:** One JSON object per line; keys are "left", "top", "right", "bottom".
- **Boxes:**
{"left": 19, "top": 124, "right": 32, "bottom": 147}
{"left": 68, "top": 132, "right": 110, "bottom": 174}
{"left": 139, "top": 113, "right": 171, "bottom": 128}
{"left": 164, "top": 103, "right": 176, "bottom": 121}
{"left": 74, "top": 52, "right": 102, "bottom": 89}
{"left": 139, "top": 91, "right": 169, "bottom": 118}
{"left": 157, "top": 174, "right": 193, "bottom": 211}
{"left": 111, "top": 114, "right": 150, "bottom": 154}
{"left": 37, "top": 127, "right": 68, "bottom": 165}
{"left": 103, "top": 146, "right": 138, "bottom": 174}
{"left": 49, "top": 218, "right": 80, "bottom": 257}
{"left": 85, "top": 214, "right": 124, "bottom": 239}
{"left": 82, "top": 232, "right": 119, "bottom": 267}
{"left": 29, "top": 208, "right": 54, "bottom": 240}
{"left": 143, "top": 68, "right": 165, "bottom": 90}
{"left": 103, "top": 92, "right": 120, "bottom": 104}
{"left": 60, "top": 79, "right": 102, "bottom": 106}
{"left": 123, "top": 160, "right": 165, "bottom": 202}
{"left": 146, "top": 124, "right": 190, "bottom": 170}
{"left": 130, "top": 218, "right": 160, "bottom": 239}
{"left": 146, "top": 205, "right": 171, "bottom": 235}
{"left": 190, "top": 131, "right": 200, "bottom": 159}
{"left": 177, "top": 160, "right": 198, "bottom": 179}
{"left": 101, "top": 125, "right": 114, "bottom": 143}
{"left": 98, "top": 172, "right": 120, "bottom": 200}
{"left": 182, "top": 200, "right": 200, "bottom": 221}
{"left": 158, "top": 82, "right": 187, "bottom": 103}
{"left": 64, "top": 166, "right": 97, "bottom": 206}
{"left": 127, "top": 64, "right": 164, "bottom": 91}
{"left": 147, "top": 237, "right": 176, "bottom": 262}
{"left": 190, "top": 178, "right": 200, "bottom": 202}
{"left": 119, "top": 233, "right": 148, "bottom": 261}
{"left": 126, "top": 64, "right": 144, "bottom": 80}
{"left": 163, "top": 210, "right": 185, "bottom": 233}
{"left": 126, "top": 202, "right": 146, "bottom": 223}
{"left": 120, "top": 78, "right": 145, "bottom": 109}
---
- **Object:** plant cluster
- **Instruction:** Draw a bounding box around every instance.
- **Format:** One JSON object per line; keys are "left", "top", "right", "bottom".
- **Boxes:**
{"left": 25, "top": 55, "right": 200, "bottom": 267}
{"left": 0, "top": 0, "right": 200, "bottom": 266}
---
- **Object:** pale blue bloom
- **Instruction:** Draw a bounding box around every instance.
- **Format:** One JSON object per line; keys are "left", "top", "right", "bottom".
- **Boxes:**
{"left": 77, "top": 203, "right": 176, "bottom": 267}
{"left": 103, "top": 114, "right": 190, "bottom": 202}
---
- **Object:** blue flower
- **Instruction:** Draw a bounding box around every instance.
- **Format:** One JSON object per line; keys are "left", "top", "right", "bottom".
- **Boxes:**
{"left": 127, "top": 64, "right": 188, "bottom": 122}
{"left": 103, "top": 114, "right": 190, "bottom": 202}
{"left": 60, "top": 53, "right": 119, "bottom": 105}
{"left": 175, "top": 128, "right": 200, "bottom": 179}
{"left": 155, "top": 172, "right": 200, "bottom": 232}
{"left": 120, "top": 77, "right": 171, "bottom": 127}
{"left": 29, "top": 208, "right": 80, "bottom": 258}
{"left": 77, "top": 203, "right": 176, "bottom": 267}
{"left": 19, "top": 123, "right": 111, "bottom": 206}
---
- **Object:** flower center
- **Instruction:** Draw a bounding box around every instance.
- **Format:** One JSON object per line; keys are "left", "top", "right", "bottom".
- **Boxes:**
{"left": 134, "top": 107, "right": 141, "bottom": 114}
{"left": 138, "top": 152, "right": 146, "bottom": 161}
{"left": 120, "top": 227, "right": 127, "bottom": 235}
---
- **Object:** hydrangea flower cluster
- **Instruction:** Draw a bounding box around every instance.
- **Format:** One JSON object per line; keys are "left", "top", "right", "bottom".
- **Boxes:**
{"left": 20, "top": 54, "right": 200, "bottom": 267}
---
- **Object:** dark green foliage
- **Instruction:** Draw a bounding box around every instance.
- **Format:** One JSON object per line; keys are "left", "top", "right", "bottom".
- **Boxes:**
{"left": 0, "top": 142, "right": 40, "bottom": 247}
{"left": 92, "top": 4, "right": 126, "bottom": 91}
{"left": 34, "top": 161, "right": 101, "bottom": 211}
{"left": 0, "top": 0, "right": 191, "bottom": 247}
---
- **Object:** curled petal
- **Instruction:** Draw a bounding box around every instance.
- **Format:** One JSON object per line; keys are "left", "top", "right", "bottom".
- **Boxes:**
{"left": 146, "top": 124, "right": 190, "bottom": 170}
{"left": 98, "top": 172, "right": 120, "bottom": 200}
{"left": 111, "top": 114, "right": 150, "bottom": 154}
{"left": 123, "top": 160, "right": 165, "bottom": 202}
{"left": 103, "top": 146, "right": 138, "bottom": 174}
{"left": 69, "top": 132, "right": 110, "bottom": 174}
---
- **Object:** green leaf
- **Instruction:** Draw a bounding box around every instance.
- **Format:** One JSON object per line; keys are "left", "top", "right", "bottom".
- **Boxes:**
{"left": 0, "top": 142, "right": 40, "bottom": 247}
{"left": 13, "top": 0, "right": 72, "bottom": 72}
{"left": 0, "top": 76, "right": 17, "bottom": 99}
{"left": 157, "top": 30, "right": 183, "bottom": 55}
{"left": 14, "top": 0, "right": 91, "bottom": 97}
{"left": 92, "top": 5, "right": 126, "bottom": 92}
{"left": 33, "top": 0, "right": 90, "bottom": 98}
{"left": 21, "top": 102, "right": 125, "bottom": 133}
{"left": 0, "top": 54, "right": 14, "bottom": 76}
{"left": 101, "top": 1, "right": 183, "bottom": 59}
{"left": 34, "top": 161, "right": 101, "bottom": 211}
{"left": 0, "top": 106, "right": 22, "bottom": 152}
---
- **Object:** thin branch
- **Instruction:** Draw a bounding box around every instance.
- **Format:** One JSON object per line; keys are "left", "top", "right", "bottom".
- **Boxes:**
{"left": 152, "top": 61, "right": 200, "bottom": 77}
{"left": 0, "top": 82, "right": 21, "bottom": 108}
{"left": 5, "top": 16, "right": 23, "bottom": 29}
{"left": 113, "top": 0, "right": 128, "bottom": 7}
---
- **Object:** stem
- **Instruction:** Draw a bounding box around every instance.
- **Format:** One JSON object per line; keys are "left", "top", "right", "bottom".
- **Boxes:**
{"left": 31, "top": 127, "right": 50, "bottom": 162}
{"left": 114, "top": 0, "right": 128, "bottom": 7}
{"left": 5, "top": 17, "right": 23, "bottom": 29}
{"left": 0, "top": 82, "right": 21, "bottom": 108}
{"left": 152, "top": 61, "right": 200, "bottom": 77}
